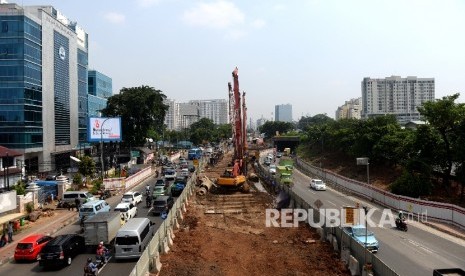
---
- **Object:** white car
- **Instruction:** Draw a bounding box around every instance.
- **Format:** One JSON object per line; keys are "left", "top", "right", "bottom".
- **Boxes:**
{"left": 164, "top": 168, "right": 176, "bottom": 181}
{"left": 114, "top": 202, "right": 137, "bottom": 222}
{"left": 269, "top": 164, "right": 277, "bottom": 175}
{"left": 121, "top": 191, "right": 143, "bottom": 205}
{"left": 310, "top": 179, "right": 326, "bottom": 191}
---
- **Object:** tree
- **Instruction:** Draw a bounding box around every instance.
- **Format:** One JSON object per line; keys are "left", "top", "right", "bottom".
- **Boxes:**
{"left": 418, "top": 93, "right": 465, "bottom": 192}
{"left": 188, "top": 118, "right": 215, "bottom": 145}
{"left": 102, "top": 85, "right": 168, "bottom": 146}
{"left": 78, "top": 156, "right": 96, "bottom": 183}
{"left": 297, "top": 114, "right": 333, "bottom": 131}
{"left": 259, "top": 121, "right": 295, "bottom": 138}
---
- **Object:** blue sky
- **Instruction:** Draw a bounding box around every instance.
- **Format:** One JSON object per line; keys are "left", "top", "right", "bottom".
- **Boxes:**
{"left": 19, "top": 0, "right": 465, "bottom": 123}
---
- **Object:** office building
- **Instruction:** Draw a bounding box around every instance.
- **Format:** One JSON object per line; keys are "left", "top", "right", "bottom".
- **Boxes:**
{"left": 335, "top": 98, "right": 362, "bottom": 120}
{"left": 275, "top": 104, "right": 293, "bottom": 122}
{"left": 361, "top": 76, "right": 435, "bottom": 124}
{"left": 0, "top": 3, "right": 88, "bottom": 173}
{"left": 177, "top": 102, "right": 199, "bottom": 130}
{"left": 163, "top": 99, "right": 177, "bottom": 131}
{"left": 87, "top": 70, "right": 112, "bottom": 141}
{"left": 189, "top": 99, "right": 228, "bottom": 125}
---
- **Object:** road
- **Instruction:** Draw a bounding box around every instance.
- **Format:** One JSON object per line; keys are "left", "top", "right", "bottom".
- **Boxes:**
{"left": 289, "top": 164, "right": 465, "bottom": 276}
{"left": 0, "top": 166, "right": 178, "bottom": 276}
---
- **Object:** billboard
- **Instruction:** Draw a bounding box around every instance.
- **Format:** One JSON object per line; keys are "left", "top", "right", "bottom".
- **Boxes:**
{"left": 88, "top": 117, "right": 122, "bottom": 142}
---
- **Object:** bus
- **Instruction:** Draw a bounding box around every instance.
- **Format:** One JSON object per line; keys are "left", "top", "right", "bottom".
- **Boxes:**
{"left": 188, "top": 148, "right": 202, "bottom": 160}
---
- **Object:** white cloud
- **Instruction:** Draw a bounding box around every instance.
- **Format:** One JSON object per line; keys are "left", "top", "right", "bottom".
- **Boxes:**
{"left": 224, "top": 29, "right": 247, "bottom": 40}
{"left": 104, "top": 12, "right": 126, "bottom": 24}
{"left": 137, "top": 0, "right": 161, "bottom": 8}
{"left": 182, "top": 0, "right": 245, "bottom": 29}
{"left": 251, "top": 19, "right": 266, "bottom": 29}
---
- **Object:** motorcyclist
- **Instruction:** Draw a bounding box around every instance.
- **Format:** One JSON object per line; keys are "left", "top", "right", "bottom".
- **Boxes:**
{"left": 145, "top": 184, "right": 151, "bottom": 196}
{"left": 146, "top": 193, "right": 152, "bottom": 207}
{"left": 96, "top": 241, "right": 108, "bottom": 263}
{"left": 398, "top": 211, "right": 406, "bottom": 221}
{"left": 85, "top": 257, "right": 98, "bottom": 275}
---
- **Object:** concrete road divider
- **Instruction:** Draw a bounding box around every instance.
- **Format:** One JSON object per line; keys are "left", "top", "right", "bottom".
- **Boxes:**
{"left": 349, "top": 255, "right": 360, "bottom": 276}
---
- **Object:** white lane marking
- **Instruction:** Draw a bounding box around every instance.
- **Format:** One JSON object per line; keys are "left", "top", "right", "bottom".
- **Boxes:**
{"left": 405, "top": 238, "right": 433, "bottom": 254}
{"left": 327, "top": 200, "right": 337, "bottom": 206}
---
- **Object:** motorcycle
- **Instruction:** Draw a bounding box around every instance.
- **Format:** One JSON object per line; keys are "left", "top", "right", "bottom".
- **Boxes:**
{"left": 95, "top": 248, "right": 111, "bottom": 267}
{"left": 146, "top": 195, "right": 152, "bottom": 208}
{"left": 395, "top": 218, "right": 408, "bottom": 232}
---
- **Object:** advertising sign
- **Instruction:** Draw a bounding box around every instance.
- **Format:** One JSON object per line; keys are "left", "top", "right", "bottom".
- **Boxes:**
{"left": 88, "top": 117, "right": 122, "bottom": 142}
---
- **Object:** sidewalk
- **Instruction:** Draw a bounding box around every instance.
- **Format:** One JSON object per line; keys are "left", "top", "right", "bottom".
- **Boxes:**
{"left": 0, "top": 207, "right": 78, "bottom": 267}
{"left": 422, "top": 220, "right": 465, "bottom": 241}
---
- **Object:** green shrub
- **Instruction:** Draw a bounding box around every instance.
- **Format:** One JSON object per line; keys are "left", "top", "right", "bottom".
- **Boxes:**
{"left": 25, "top": 202, "right": 34, "bottom": 213}
{"left": 13, "top": 181, "right": 26, "bottom": 195}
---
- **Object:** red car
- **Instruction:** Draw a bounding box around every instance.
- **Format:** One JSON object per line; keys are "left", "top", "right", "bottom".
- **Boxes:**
{"left": 14, "top": 234, "right": 53, "bottom": 261}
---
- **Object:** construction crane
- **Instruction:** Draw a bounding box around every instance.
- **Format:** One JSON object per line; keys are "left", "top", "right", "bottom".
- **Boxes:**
{"left": 216, "top": 67, "right": 249, "bottom": 192}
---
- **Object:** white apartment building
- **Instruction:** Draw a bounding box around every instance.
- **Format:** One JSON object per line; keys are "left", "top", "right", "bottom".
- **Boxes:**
{"left": 189, "top": 99, "right": 228, "bottom": 125}
{"left": 163, "top": 99, "right": 177, "bottom": 130}
{"left": 361, "top": 76, "right": 435, "bottom": 124}
{"left": 335, "top": 98, "right": 362, "bottom": 120}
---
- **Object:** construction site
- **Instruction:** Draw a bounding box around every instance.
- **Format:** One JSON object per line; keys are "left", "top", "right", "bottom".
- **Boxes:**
{"left": 158, "top": 68, "right": 350, "bottom": 276}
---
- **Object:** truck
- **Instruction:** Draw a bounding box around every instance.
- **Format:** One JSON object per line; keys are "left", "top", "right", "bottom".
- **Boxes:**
{"left": 276, "top": 165, "right": 293, "bottom": 185}
{"left": 83, "top": 211, "right": 121, "bottom": 249}
{"left": 283, "top": 148, "right": 291, "bottom": 156}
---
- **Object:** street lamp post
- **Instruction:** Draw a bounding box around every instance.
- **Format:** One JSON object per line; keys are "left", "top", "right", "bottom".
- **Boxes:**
{"left": 100, "top": 118, "right": 111, "bottom": 181}
{"left": 363, "top": 206, "right": 369, "bottom": 266}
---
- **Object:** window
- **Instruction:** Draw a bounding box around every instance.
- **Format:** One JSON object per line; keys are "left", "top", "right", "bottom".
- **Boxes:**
{"left": 139, "top": 223, "right": 150, "bottom": 242}
{"left": 115, "top": 236, "right": 138, "bottom": 245}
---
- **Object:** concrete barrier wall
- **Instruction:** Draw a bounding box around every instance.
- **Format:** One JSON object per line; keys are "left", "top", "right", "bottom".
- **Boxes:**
{"left": 103, "top": 166, "right": 153, "bottom": 192}
{"left": 295, "top": 157, "right": 465, "bottom": 229}
{"left": 129, "top": 158, "right": 201, "bottom": 276}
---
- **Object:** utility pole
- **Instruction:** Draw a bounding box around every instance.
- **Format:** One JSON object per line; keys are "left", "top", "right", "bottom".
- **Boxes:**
{"left": 100, "top": 118, "right": 111, "bottom": 180}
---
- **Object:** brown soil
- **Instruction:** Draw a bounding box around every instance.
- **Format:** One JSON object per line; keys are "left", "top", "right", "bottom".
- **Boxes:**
{"left": 158, "top": 149, "right": 350, "bottom": 276}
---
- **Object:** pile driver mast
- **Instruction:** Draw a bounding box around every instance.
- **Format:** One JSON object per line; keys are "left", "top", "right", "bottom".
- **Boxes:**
{"left": 228, "top": 67, "right": 247, "bottom": 176}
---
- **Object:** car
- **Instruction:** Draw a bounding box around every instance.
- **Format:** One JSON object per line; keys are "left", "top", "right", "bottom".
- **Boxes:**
{"left": 276, "top": 152, "right": 283, "bottom": 158}
{"left": 188, "top": 164, "right": 196, "bottom": 173}
{"left": 114, "top": 202, "right": 138, "bottom": 222}
{"left": 269, "top": 164, "right": 277, "bottom": 175}
{"left": 171, "top": 182, "right": 185, "bottom": 197}
{"left": 179, "top": 160, "right": 188, "bottom": 169}
{"left": 264, "top": 158, "right": 271, "bottom": 166}
{"left": 38, "top": 234, "right": 85, "bottom": 268}
{"left": 164, "top": 168, "right": 176, "bottom": 181}
{"left": 342, "top": 225, "right": 379, "bottom": 253}
{"left": 180, "top": 168, "right": 190, "bottom": 178}
{"left": 152, "top": 195, "right": 174, "bottom": 215}
{"left": 152, "top": 185, "right": 168, "bottom": 198}
{"left": 14, "top": 234, "right": 53, "bottom": 262}
{"left": 155, "top": 178, "right": 167, "bottom": 188}
{"left": 310, "top": 179, "right": 326, "bottom": 191}
{"left": 121, "top": 191, "right": 142, "bottom": 205}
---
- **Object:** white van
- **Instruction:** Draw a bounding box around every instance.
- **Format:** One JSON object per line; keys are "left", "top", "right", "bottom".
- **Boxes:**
{"left": 62, "top": 191, "right": 96, "bottom": 205}
{"left": 114, "top": 218, "right": 155, "bottom": 260}
{"left": 79, "top": 200, "right": 110, "bottom": 220}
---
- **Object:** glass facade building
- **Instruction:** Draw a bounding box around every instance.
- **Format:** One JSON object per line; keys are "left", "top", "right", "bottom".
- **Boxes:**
{"left": 0, "top": 15, "right": 43, "bottom": 149}
{"left": 0, "top": 4, "right": 88, "bottom": 173}
{"left": 275, "top": 104, "right": 293, "bottom": 122}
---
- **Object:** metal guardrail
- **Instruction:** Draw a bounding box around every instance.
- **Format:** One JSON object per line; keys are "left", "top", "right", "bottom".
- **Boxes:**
{"left": 255, "top": 160, "right": 399, "bottom": 276}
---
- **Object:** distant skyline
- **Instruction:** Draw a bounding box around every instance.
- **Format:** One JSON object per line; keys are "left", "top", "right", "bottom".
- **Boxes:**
{"left": 18, "top": 0, "right": 465, "bottom": 122}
